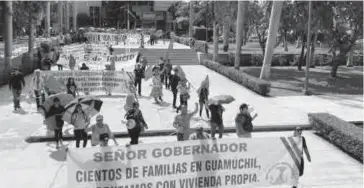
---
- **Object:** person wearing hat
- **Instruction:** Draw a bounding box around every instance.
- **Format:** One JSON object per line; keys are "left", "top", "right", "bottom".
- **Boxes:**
{"left": 45, "top": 97, "right": 65, "bottom": 149}
{"left": 9, "top": 67, "right": 25, "bottom": 111}
{"left": 169, "top": 67, "right": 180, "bottom": 109}
{"left": 292, "top": 127, "right": 311, "bottom": 188}
{"left": 86, "top": 115, "right": 118, "bottom": 147}
{"left": 235, "top": 103, "right": 258, "bottom": 138}
{"left": 124, "top": 102, "right": 148, "bottom": 145}
{"left": 134, "top": 63, "right": 145, "bottom": 96}
{"left": 189, "top": 124, "right": 210, "bottom": 140}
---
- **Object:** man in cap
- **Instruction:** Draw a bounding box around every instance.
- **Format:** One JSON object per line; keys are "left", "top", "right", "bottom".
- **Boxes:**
{"left": 189, "top": 124, "right": 210, "bottom": 140}
{"left": 9, "top": 67, "right": 25, "bottom": 111}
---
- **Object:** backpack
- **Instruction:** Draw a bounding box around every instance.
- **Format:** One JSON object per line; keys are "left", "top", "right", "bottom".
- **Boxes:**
{"left": 238, "top": 113, "right": 253, "bottom": 132}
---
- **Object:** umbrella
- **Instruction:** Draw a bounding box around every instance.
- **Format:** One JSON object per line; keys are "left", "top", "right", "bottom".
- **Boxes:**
{"left": 40, "top": 93, "right": 74, "bottom": 115}
{"left": 62, "top": 96, "right": 103, "bottom": 124}
{"left": 209, "top": 95, "right": 235, "bottom": 105}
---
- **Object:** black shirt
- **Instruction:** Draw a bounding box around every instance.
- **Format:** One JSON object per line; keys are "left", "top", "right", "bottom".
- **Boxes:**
{"left": 169, "top": 74, "right": 180, "bottom": 91}
{"left": 209, "top": 104, "right": 223, "bottom": 124}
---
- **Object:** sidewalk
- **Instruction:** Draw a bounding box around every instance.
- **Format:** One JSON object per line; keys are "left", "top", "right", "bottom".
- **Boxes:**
{"left": 1, "top": 131, "right": 362, "bottom": 188}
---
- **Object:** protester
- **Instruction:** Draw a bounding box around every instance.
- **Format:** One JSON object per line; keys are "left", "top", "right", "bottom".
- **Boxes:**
{"left": 150, "top": 67, "right": 163, "bottom": 103}
{"left": 292, "top": 127, "right": 311, "bottom": 188}
{"left": 9, "top": 67, "right": 25, "bottom": 111}
{"left": 141, "top": 57, "right": 148, "bottom": 72}
{"left": 176, "top": 78, "right": 191, "bottom": 112}
{"left": 169, "top": 68, "right": 180, "bottom": 109}
{"left": 30, "top": 69, "right": 45, "bottom": 110}
{"left": 86, "top": 115, "right": 118, "bottom": 147}
{"left": 109, "top": 45, "right": 114, "bottom": 55}
{"left": 42, "top": 58, "right": 53, "bottom": 71}
{"left": 60, "top": 33, "right": 65, "bottom": 47}
{"left": 198, "top": 85, "right": 209, "bottom": 118}
{"left": 173, "top": 103, "right": 198, "bottom": 141}
{"left": 140, "top": 33, "right": 144, "bottom": 48}
{"left": 189, "top": 124, "right": 210, "bottom": 140}
{"left": 45, "top": 97, "right": 65, "bottom": 149}
{"left": 134, "top": 63, "right": 144, "bottom": 96}
{"left": 69, "top": 54, "right": 76, "bottom": 70}
{"left": 235, "top": 103, "right": 258, "bottom": 138}
{"left": 158, "top": 57, "right": 165, "bottom": 84}
{"left": 79, "top": 63, "right": 90, "bottom": 70}
{"left": 163, "top": 59, "right": 173, "bottom": 89}
{"left": 124, "top": 102, "right": 148, "bottom": 145}
{"left": 71, "top": 104, "right": 90, "bottom": 148}
{"left": 208, "top": 102, "right": 225, "bottom": 139}
{"left": 66, "top": 77, "right": 78, "bottom": 98}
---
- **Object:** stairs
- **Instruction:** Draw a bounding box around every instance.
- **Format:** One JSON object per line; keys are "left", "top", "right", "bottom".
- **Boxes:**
{"left": 113, "top": 46, "right": 199, "bottom": 66}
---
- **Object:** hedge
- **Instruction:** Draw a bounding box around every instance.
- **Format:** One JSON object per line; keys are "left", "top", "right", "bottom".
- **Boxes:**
{"left": 171, "top": 32, "right": 208, "bottom": 53}
{"left": 202, "top": 59, "right": 271, "bottom": 96}
{"left": 308, "top": 113, "right": 363, "bottom": 162}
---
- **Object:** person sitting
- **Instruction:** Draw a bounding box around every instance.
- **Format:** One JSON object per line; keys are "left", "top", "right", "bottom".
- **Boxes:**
{"left": 189, "top": 124, "right": 210, "bottom": 140}
{"left": 79, "top": 63, "right": 89, "bottom": 70}
{"left": 86, "top": 115, "right": 118, "bottom": 147}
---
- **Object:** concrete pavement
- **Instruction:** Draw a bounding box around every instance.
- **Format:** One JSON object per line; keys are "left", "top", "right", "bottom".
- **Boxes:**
{"left": 1, "top": 131, "right": 362, "bottom": 188}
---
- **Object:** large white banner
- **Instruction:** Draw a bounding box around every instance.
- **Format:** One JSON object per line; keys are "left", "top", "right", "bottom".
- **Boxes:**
{"left": 42, "top": 70, "right": 135, "bottom": 93}
{"left": 57, "top": 52, "right": 138, "bottom": 70}
{"left": 67, "top": 137, "right": 302, "bottom": 188}
{"left": 85, "top": 32, "right": 150, "bottom": 45}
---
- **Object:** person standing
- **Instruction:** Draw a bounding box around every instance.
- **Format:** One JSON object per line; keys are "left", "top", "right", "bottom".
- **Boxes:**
{"left": 169, "top": 68, "right": 180, "bottom": 109}
{"left": 46, "top": 97, "right": 65, "bottom": 149}
{"left": 173, "top": 103, "right": 198, "bottom": 141}
{"left": 9, "top": 67, "right": 25, "bottom": 111}
{"left": 86, "top": 115, "right": 118, "bottom": 147}
{"left": 235, "top": 103, "right": 258, "bottom": 138}
{"left": 66, "top": 77, "right": 78, "bottom": 98}
{"left": 198, "top": 86, "right": 209, "bottom": 118}
{"left": 141, "top": 57, "right": 148, "bottom": 72}
{"left": 208, "top": 102, "right": 225, "bottom": 139}
{"left": 163, "top": 59, "right": 173, "bottom": 89}
{"left": 71, "top": 104, "right": 90, "bottom": 148}
{"left": 124, "top": 102, "right": 148, "bottom": 145}
{"left": 292, "top": 127, "right": 311, "bottom": 188}
{"left": 158, "top": 57, "right": 165, "bottom": 84}
{"left": 189, "top": 124, "right": 210, "bottom": 140}
{"left": 177, "top": 78, "right": 190, "bottom": 112}
{"left": 150, "top": 67, "right": 163, "bottom": 103}
{"left": 134, "top": 63, "right": 144, "bottom": 96}
{"left": 30, "top": 69, "right": 45, "bottom": 110}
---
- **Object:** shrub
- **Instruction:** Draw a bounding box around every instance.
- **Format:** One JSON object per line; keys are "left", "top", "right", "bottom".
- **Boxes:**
{"left": 202, "top": 59, "right": 271, "bottom": 96}
{"left": 308, "top": 113, "right": 363, "bottom": 162}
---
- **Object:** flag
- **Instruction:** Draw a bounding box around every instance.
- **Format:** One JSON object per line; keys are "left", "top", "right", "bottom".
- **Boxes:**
{"left": 144, "top": 65, "right": 153, "bottom": 81}
{"left": 196, "top": 75, "right": 209, "bottom": 94}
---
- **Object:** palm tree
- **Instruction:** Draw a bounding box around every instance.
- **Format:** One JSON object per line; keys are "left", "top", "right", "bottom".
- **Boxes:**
{"left": 212, "top": 1, "right": 218, "bottom": 62}
{"left": 234, "top": 1, "right": 248, "bottom": 69}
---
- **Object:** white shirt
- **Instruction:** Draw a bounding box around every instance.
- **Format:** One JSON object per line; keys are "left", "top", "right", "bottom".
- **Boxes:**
{"left": 31, "top": 76, "right": 44, "bottom": 91}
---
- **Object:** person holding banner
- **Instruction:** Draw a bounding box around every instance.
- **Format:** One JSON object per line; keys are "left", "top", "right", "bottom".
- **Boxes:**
{"left": 71, "top": 104, "right": 90, "bottom": 148}
{"left": 86, "top": 115, "right": 118, "bottom": 147}
{"left": 173, "top": 103, "right": 199, "bottom": 141}
{"left": 30, "top": 69, "right": 45, "bottom": 110}
{"left": 134, "top": 63, "right": 144, "bottom": 96}
{"left": 235, "top": 103, "right": 258, "bottom": 138}
{"left": 66, "top": 78, "right": 78, "bottom": 98}
{"left": 150, "top": 67, "right": 164, "bottom": 104}
{"left": 124, "top": 102, "right": 148, "bottom": 145}
{"left": 292, "top": 127, "right": 311, "bottom": 188}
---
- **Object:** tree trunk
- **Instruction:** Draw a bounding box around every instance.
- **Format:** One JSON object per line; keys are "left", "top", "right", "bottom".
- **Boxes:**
{"left": 212, "top": 2, "right": 219, "bottom": 62}
{"left": 234, "top": 1, "right": 247, "bottom": 69}
{"left": 4, "top": 1, "right": 13, "bottom": 69}
{"left": 222, "top": 3, "right": 230, "bottom": 51}
{"left": 346, "top": 49, "right": 354, "bottom": 67}
{"left": 189, "top": 1, "right": 193, "bottom": 38}
{"left": 331, "top": 52, "right": 345, "bottom": 78}
{"left": 298, "top": 32, "right": 305, "bottom": 71}
{"left": 28, "top": 11, "right": 35, "bottom": 69}
{"left": 283, "top": 32, "right": 288, "bottom": 52}
{"left": 309, "top": 33, "right": 317, "bottom": 68}
{"left": 260, "top": 1, "right": 283, "bottom": 80}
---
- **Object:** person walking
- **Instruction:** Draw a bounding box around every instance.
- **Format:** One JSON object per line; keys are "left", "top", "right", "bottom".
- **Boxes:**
{"left": 235, "top": 103, "right": 258, "bottom": 138}
{"left": 173, "top": 103, "right": 198, "bottom": 141}
{"left": 198, "top": 86, "right": 209, "bottom": 118}
{"left": 150, "top": 67, "right": 163, "bottom": 104}
{"left": 158, "top": 57, "right": 165, "bottom": 84}
{"left": 169, "top": 68, "right": 180, "bottom": 109}
{"left": 71, "top": 104, "right": 90, "bottom": 148}
{"left": 86, "top": 115, "right": 118, "bottom": 147}
{"left": 163, "top": 59, "right": 173, "bottom": 89}
{"left": 292, "top": 127, "right": 311, "bottom": 188}
{"left": 176, "top": 78, "right": 190, "bottom": 112}
{"left": 30, "top": 69, "right": 45, "bottom": 110}
{"left": 124, "top": 102, "right": 148, "bottom": 145}
{"left": 66, "top": 77, "right": 78, "bottom": 98}
{"left": 9, "top": 67, "right": 25, "bottom": 111}
{"left": 46, "top": 97, "right": 65, "bottom": 149}
{"left": 189, "top": 124, "right": 210, "bottom": 140}
{"left": 134, "top": 63, "right": 144, "bottom": 96}
{"left": 208, "top": 102, "right": 225, "bottom": 139}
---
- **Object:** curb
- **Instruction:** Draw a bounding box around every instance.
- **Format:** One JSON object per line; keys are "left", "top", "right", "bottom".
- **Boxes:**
{"left": 25, "top": 124, "right": 312, "bottom": 143}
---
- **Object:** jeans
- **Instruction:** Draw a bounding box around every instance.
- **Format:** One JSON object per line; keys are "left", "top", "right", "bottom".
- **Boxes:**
{"left": 54, "top": 129, "right": 63, "bottom": 142}
{"left": 128, "top": 126, "right": 141, "bottom": 145}
{"left": 134, "top": 79, "right": 142, "bottom": 95}
{"left": 12, "top": 88, "right": 22, "bottom": 109}
{"left": 34, "top": 90, "right": 45, "bottom": 108}
{"left": 74, "top": 129, "right": 88, "bottom": 148}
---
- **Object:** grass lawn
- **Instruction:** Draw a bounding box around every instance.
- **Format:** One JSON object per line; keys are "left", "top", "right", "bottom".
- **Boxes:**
{"left": 240, "top": 66, "right": 363, "bottom": 97}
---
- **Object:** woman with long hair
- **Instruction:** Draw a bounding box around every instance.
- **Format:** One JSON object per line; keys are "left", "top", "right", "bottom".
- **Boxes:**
{"left": 71, "top": 104, "right": 90, "bottom": 148}
{"left": 46, "top": 97, "right": 65, "bottom": 149}
{"left": 124, "top": 102, "right": 148, "bottom": 145}
{"left": 150, "top": 67, "right": 163, "bottom": 104}
{"left": 66, "top": 77, "right": 78, "bottom": 98}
